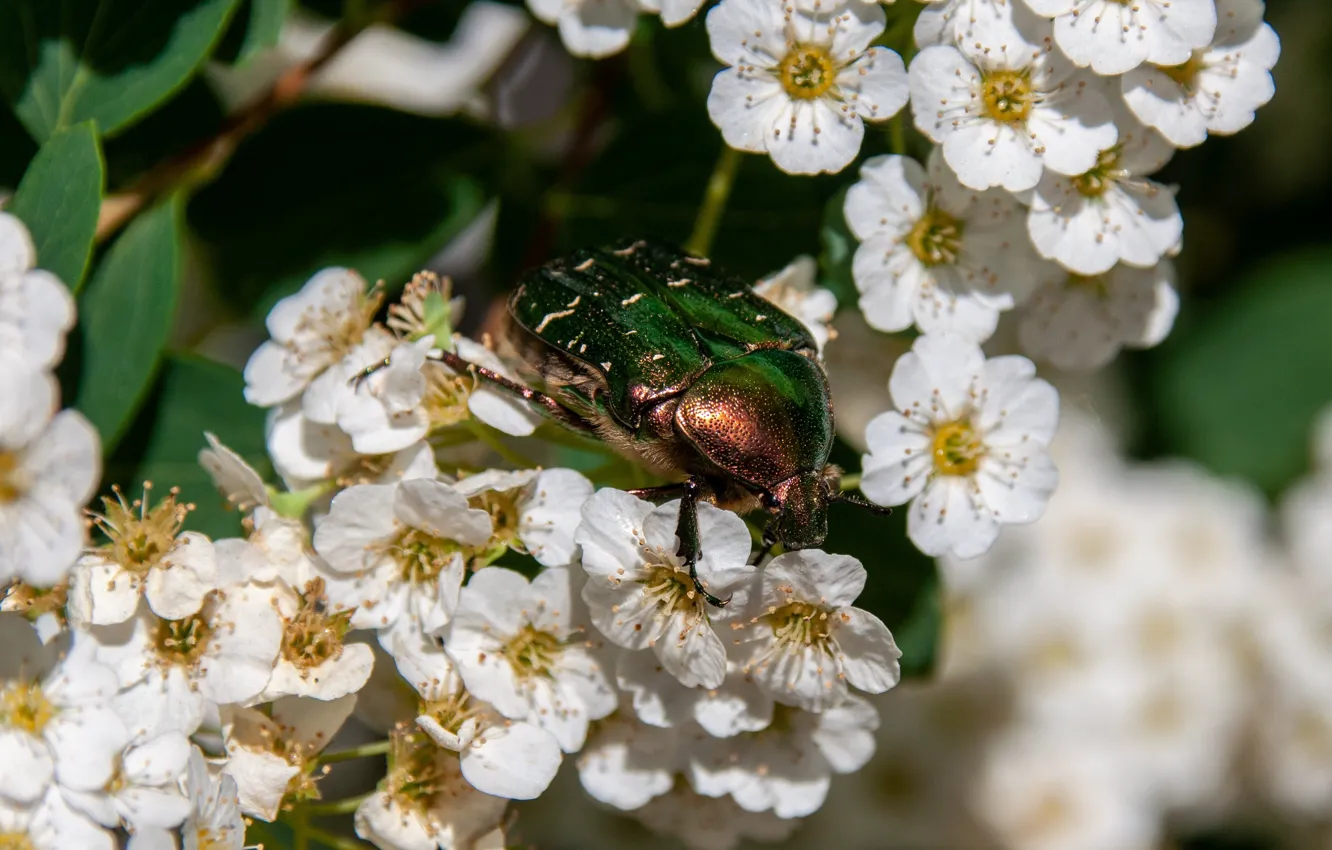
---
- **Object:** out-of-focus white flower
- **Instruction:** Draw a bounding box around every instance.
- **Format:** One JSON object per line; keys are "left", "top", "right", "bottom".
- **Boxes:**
{"left": 312, "top": 478, "right": 493, "bottom": 633}
{"left": 70, "top": 486, "right": 218, "bottom": 626}
{"left": 1120, "top": 0, "right": 1279, "bottom": 148}
{"left": 179, "top": 747, "right": 247, "bottom": 850}
{"left": 0, "top": 616, "right": 127, "bottom": 805}
{"left": 389, "top": 621, "right": 563, "bottom": 800}
{"left": 688, "top": 696, "right": 878, "bottom": 817}
{"left": 633, "top": 781, "right": 801, "bottom": 850}
{"left": 845, "top": 150, "right": 1056, "bottom": 341}
{"left": 528, "top": 0, "right": 644, "bottom": 58}
{"left": 914, "top": 0, "right": 1028, "bottom": 46}
{"left": 860, "top": 333, "right": 1060, "bottom": 559}
{"left": 445, "top": 567, "right": 615, "bottom": 752}
{"left": 90, "top": 586, "right": 283, "bottom": 733}
{"left": 223, "top": 695, "right": 356, "bottom": 821}
{"left": 0, "top": 212, "right": 75, "bottom": 374}
{"left": 909, "top": 9, "right": 1118, "bottom": 192}
{"left": 243, "top": 267, "right": 382, "bottom": 407}
{"left": 753, "top": 255, "right": 837, "bottom": 355}
{"left": 729, "top": 550, "right": 900, "bottom": 712}
{"left": 1022, "top": 0, "right": 1217, "bottom": 76}
{"left": 616, "top": 653, "right": 774, "bottom": 737}
{"left": 576, "top": 712, "right": 679, "bottom": 810}
{"left": 1018, "top": 259, "right": 1180, "bottom": 371}
{"left": 0, "top": 787, "right": 115, "bottom": 850}
{"left": 705, "top": 0, "right": 908, "bottom": 175}
{"left": 62, "top": 730, "right": 192, "bottom": 834}
{"left": 0, "top": 371, "right": 98, "bottom": 587}
{"left": 453, "top": 467, "right": 594, "bottom": 567}
{"left": 575, "top": 490, "right": 756, "bottom": 690}
{"left": 974, "top": 732, "right": 1160, "bottom": 850}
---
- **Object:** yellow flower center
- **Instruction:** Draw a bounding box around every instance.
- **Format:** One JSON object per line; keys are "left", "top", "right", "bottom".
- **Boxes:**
{"left": 384, "top": 526, "right": 467, "bottom": 585}
{"left": 154, "top": 610, "right": 214, "bottom": 667}
{"left": 0, "top": 680, "right": 54, "bottom": 735}
{"left": 778, "top": 45, "right": 837, "bottom": 101}
{"left": 981, "top": 69, "right": 1034, "bottom": 124}
{"left": 2, "top": 582, "right": 68, "bottom": 628}
{"left": 281, "top": 579, "right": 352, "bottom": 670}
{"left": 386, "top": 723, "right": 451, "bottom": 808}
{"left": 906, "top": 206, "right": 964, "bottom": 267}
{"left": 468, "top": 489, "right": 523, "bottom": 553}
{"left": 1070, "top": 146, "right": 1124, "bottom": 198}
{"left": 0, "top": 451, "right": 26, "bottom": 503}
{"left": 764, "top": 600, "right": 834, "bottom": 652}
{"left": 0, "top": 833, "right": 35, "bottom": 850}
{"left": 1157, "top": 51, "right": 1206, "bottom": 91}
{"left": 90, "top": 483, "right": 191, "bottom": 575}
{"left": 422, "top": 365, "right": 474, "bottom": 430}
{"left": 502, "top": 624, "right": 564, "bottom": 679}
{"left": 639, "top": 554, "right": 710, "bottom": 623}
{"left": 931, "top": 419, "right": 985, "bottom": 476}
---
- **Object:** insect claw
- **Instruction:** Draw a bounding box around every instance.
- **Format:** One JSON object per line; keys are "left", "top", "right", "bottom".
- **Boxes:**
{"left": 693, "top": 576, "right": 731, "bottom": 608}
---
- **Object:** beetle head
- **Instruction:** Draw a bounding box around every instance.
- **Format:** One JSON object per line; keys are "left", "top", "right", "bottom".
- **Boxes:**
{"left": 765, "top": 472, "right": 829, "bottom": 551}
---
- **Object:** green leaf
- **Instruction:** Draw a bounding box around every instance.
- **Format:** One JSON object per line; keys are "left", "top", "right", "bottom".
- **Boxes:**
{"left": 189, "top": 105, "right": 493, "bottom": 316}
{"left": 106, "top": 355, "right": 269, "bottom": 542}
{"left": 818, "top": 184, "right": 854, "bottom": 307}
{"left": 0, "top": 0, "right": 243, "bottom": 142}
{"left": 238, "top": 0, "right": 290, "bottom": 63}
{"left": 1152, "top": 249, "right": 1332, "bottom": 495}
{"left": 74, "top": 195, "right": 183, "bottom": 451}
{"left": 5, "top": 121, "right": 103, "bottom": 290}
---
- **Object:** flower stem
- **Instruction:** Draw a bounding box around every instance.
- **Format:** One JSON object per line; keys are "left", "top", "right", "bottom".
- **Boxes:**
{"left": 839, "top": 473, "right": 862, "bottom": 492}
{"left": 467, "top": 420, "right": 539, "bottom": 469}
{"left": 307, "top": 826, "right": 368, "bottom": 850}
{"left": 686, "top": 145, "right": 743, "bottom": 257}
{"left": 315, "top": 739, "right": 392, "bottom": 765}
{"left": 304, "top": 793, "right": 373, "bottom": 816}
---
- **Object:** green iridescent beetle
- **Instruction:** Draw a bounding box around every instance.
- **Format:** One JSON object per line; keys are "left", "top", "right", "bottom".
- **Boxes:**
{"left": 389, "top": 239, "right": 888, "bottom": 605}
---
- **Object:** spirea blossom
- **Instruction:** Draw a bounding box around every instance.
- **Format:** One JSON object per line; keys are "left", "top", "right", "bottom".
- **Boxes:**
{"left": 705, "top": 0, "right": 909, "bottom": 175}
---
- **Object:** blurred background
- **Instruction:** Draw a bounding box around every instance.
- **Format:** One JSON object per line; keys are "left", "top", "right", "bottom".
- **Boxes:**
{"left": 2, "top": 0, "right": 1331, "bottom": 848}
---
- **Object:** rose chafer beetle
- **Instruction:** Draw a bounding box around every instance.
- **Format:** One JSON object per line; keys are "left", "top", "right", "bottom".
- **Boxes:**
{"left": 365, "top": 238, "right": 888, "bottom": 605}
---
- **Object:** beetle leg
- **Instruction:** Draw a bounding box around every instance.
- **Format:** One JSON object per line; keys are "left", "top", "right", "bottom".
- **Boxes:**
{"left": 748, "top": 530, "right": 777, "bottom": 567}
{"left": 832, "top": 492, "right": 894, "bottom": 516}
{"left": 420, "top": 349, "right": 602, "bottom": 435}
{"left": 676, "top": 477, "right": 730, "bottom": 608}
{"left": 626, "top": 483, "right": 686, "bottom": 502}
{"left": 350, "top": 356, "right": 393, "bottom": 389}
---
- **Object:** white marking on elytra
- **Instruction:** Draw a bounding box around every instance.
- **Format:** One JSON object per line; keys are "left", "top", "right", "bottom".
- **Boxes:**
{"left": 668, "top": 279, "right": 692, "bottom": 288}
{"left": 728, "top": 291, "right": 745, "bottom": 299}
{"left": 566, "top": 295, "right": 582, "bottom": 308}
{"left": 574, "top": 259, "right": 595, "bottom": 272}
{"left": 535, "top": 309, "right": 575, "bottom": 333}
{"left": 651, "top": 354, "right": 665, "bottom": 361}
{"left": 621, "top": 293, "right": 644, "bottom": 306}
{"left": 601, "top": 362, "right": 613, "bottom": 371}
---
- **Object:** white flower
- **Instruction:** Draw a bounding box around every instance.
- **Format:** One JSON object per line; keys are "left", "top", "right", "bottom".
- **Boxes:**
{"left": 222, "top": 695, "right": 356, "bottom": 820}
{"left": 259, "top": 577, "right": 375, "bottom": 702}
{"left": 845, "top": 150, "right": 1057, "bottom": 341}
{"left": 312, "top": 478, "right": 493, "bottom": 633}
{"left": 576, "top": 712, "right": 679, "bottom": 810}
{"left": 389, "top": 619, "right": 564, "bottom": 800}
{"left": 729, "top": 549, "right": 900, "bottom": 712}
{"left": 1018, "top": 259, "right": 1180, "bottom": 371}
{"left": 90, "top": 586, "right": 283, "bottom": 729}
{"left": 575, "top": 490, "right": 757, "bottom": 690}
{"left": 914, "top": 0, "right": 1027, "bottom": 47}
{"left": 199, "top": 431, "right": 269, "bottom": 513}
{"left": 909, "top": 10, "right": 1118, "bottom": 192}
{"left": 0, "top": 616, "right": 127, "bottom": 805}
{"left": 705, "top": 0, "right": 909, "bottom": 175}
{"left": 860, "top": 333, "right": 1060, "bottom": 559}
{"left": 453, "top": 467, "right": 594, "bottom": 567}
{"left": 616, "top": 652, "right": 774, "bottom": 737}
{"left": 62, "top": 731, "right": 192, "bottom": 834}
{"left": 633, "top": 783, "right": 800, "bottom": 850}
{"left": 445, "top": 566, "right": 615, "bottom": 752}
{"left": 528, "top": 0, "right": 643, "bottom": 58}
{"left": 0, "top": 788, "right": 115, "bottom": 850}
{"left": 180, "top": 747, "right": 247, "bottom": 850}
{"left": 753, "top": 255, "right": 837, "bottom": 354}
{"left": 264, "top": 401, "right": 438, "bottom": 493}
{"left": 1026, "top": 103, "right": 1182, "bottom": 276}
{"left": 243, "top": 267, "right": 381, "bottom": 407}
{"left": 0, "top": 212, "right": 76, "bottom": 374}
{"left": 686, "top": 696, "right": 879, "bottom": 817}
{"left": 1022, "top": 0, "right": 1217, "bottom": 76}
{"left": 70, "top": 486, "right": 218, "bottom": 626}
{"left": 1120, "top": 0, "right": 1279, "bottom": 148}
{"left": 0, "top": 371, "right": 99, "bottom": 587}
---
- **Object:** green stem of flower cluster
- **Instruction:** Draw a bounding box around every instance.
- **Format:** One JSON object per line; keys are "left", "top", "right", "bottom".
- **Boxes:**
{"left": 839, "top": 473, "right": 862, "bottom": 492}
{"left": 686, "top": 145, "right": 743, "bottom": 257}
{"left": 315, "top": 739, "right": 392, "bottom": 765}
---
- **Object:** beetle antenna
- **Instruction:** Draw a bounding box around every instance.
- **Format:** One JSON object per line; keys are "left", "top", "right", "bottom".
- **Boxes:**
{"left": 831, "top": 492, "right": 893, "bottom": 516}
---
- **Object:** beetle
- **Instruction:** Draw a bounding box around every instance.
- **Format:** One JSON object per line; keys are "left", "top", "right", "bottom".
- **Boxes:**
{"left": 365, "top": 238, "right": 888, "bottom": 606}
